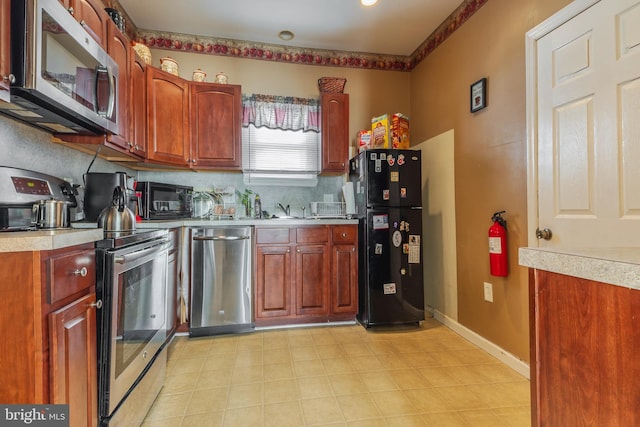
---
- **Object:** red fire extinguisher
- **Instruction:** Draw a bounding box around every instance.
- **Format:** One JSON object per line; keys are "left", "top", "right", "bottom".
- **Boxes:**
{"left": 488, "top": 211, "right": 508, "bottom": 277}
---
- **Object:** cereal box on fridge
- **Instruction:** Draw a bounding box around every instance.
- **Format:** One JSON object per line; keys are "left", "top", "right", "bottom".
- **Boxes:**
{"left": 357, "top": 130, "right": 371, "bottom": 152}
{"left": 391, "top": 113, "right": 410, "bottom": 148}
{"left": 371, "top": 114, "right": 390, "bottom": 148}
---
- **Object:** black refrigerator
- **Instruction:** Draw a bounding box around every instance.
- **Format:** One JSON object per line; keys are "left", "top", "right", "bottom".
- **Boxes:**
{"left": 349, "top": 149, "right": 424, "bottom": 327}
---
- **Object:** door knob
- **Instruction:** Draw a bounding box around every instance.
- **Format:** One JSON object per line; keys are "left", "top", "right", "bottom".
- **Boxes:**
{"left": 535, "top": 228, "right": 552, "bottom": 240}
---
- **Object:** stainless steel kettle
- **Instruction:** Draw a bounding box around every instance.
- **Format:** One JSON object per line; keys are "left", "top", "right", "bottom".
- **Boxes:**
{"left": 97, "top": 186, "right": 136, "bottom": 233}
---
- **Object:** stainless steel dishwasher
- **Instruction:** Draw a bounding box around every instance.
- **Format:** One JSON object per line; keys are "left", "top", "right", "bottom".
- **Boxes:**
{"left": 190, "top": 227, "right": 253, "bottom": 336}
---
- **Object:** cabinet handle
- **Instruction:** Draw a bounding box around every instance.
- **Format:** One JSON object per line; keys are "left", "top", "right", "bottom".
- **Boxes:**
{"left": 341, "top": 232, "right": 347, "bottom": 238}
{"left": 287, "top": 249, "right": 290, "bottom": 253}
{"left": 67, "top": 6, "right": 74, "bottom": 15}
{"left": 73, "top": 267, "right": 88, "bottom": 277}
{"left": 79, "top": 20, "right": 86, "bottom": 27}
{"left": 297, "top": 249, "right": 301, "bottom": 253}
{"left": 89, "top": 299, "right": 103, "bottom": 309}
{"left": 2, "top": 74, "right": 15, "bottom": 84}
{"left": 352, "top": 247, "right": 355, "bottom": 252}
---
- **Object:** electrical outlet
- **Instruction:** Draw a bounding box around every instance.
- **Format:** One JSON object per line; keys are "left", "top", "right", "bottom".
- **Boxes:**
{"left": 483, "top": 282, "right": 494, "bottom": 302}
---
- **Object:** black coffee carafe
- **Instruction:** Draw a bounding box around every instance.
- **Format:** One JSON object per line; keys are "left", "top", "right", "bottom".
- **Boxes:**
{"left": 84, "top": 172, "right": 136, "bottom": 222}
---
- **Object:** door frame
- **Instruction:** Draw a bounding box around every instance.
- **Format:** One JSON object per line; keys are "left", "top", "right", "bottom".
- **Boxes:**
{"left": 524, "top": 0, "right": 601, "bottom": 246}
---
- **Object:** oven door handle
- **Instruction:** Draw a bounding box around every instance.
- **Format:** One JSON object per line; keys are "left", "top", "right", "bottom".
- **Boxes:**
{"left": 114, "top": 241, "right": 170, "bottom": 264}
{"left": 193, "top": 235, "right": 250, "bottom": 241}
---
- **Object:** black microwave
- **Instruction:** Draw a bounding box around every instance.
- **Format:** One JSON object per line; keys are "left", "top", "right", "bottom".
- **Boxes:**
{"left": 135, "top": 182, "right": 193, "bottom": 220}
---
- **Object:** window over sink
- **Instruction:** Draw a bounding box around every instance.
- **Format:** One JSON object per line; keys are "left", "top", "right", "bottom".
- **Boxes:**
{"left": 241, "top": 94, "right": 320, "bottom": 186}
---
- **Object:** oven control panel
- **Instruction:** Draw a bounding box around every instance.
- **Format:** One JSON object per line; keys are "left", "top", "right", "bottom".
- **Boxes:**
{"left": 0, "top": 166, "right": 76, "bottom": 206}
{"left": 11, "top": 176, "right": 52, "bottom": 196}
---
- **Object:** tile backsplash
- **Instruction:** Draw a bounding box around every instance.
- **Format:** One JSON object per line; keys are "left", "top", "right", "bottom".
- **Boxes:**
{"left": 0, "top": 116, "right": 132, "bottom": 187}
{"left": 138, "top": 171, "right": 345, "bottom": 218}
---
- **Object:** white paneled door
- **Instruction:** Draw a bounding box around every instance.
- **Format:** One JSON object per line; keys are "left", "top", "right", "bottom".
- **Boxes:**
{"left": 527, "top": 0, "right": 640, "bottom": 247}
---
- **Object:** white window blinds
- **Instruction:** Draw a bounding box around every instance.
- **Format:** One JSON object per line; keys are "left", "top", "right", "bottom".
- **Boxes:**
{"left": 242, "top": 95, "right": 320, "bottom": 186}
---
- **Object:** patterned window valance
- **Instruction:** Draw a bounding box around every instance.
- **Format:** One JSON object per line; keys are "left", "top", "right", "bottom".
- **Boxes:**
{"left": 242, "top": 94, "right": 320, "bottom": 132}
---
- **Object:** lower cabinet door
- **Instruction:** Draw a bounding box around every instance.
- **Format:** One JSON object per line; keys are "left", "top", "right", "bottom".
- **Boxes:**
{"left": 49, "top": 293, "right": 98, "bottom": 427}
{"left": 255, "top": 245, "right": 292, "bottom": 319}
{"left": 295, "top": 244, "right": 330, "bottom": 316}
{"left": 331, "top": 244, "right": 358, "bottom": 315}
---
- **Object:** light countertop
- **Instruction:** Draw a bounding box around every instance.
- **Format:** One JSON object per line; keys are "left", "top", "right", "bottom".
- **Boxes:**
{"left": 0, "top": 228, "right": 104, "bottom": 253}
{"left": 519, "top": 247, "right": 640, "bottom": 290}
{"left": 70, "top": 218, "right": 359, "bottom": 229}
{"left": 0, "top": 218, "right": 359, "bottom": 253}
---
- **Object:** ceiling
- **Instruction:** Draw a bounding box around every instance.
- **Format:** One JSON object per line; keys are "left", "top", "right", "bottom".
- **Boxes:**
{"left": 117, "top": 0, "right": 463, "bottom": 57}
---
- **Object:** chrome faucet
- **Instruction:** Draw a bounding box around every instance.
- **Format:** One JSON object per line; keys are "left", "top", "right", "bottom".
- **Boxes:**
{"left": 277, "top": 203, "right": 291, "bottom": 216}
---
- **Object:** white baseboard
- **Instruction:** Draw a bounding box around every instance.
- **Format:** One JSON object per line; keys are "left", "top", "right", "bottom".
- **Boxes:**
{"left": 432, "top": 309, "right": 530, "bottom": 380}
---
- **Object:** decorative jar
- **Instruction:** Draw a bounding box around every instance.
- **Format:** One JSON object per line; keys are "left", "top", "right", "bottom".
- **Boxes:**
{"left": 132, "top": 42, "right": 151, "bottom": 64}
{"left": 192, "top": 68, "right": 207, "bottom": 82}
{"left": 215, "top": 72, "right": 228, "bottom": 84}
{"left": 160, "top": 57, "right": 179, "bottom": 76}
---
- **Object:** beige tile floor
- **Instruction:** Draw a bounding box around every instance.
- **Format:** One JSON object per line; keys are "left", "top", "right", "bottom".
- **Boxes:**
{"left": 142, "top": 318, "right": 530, "bottom": 426}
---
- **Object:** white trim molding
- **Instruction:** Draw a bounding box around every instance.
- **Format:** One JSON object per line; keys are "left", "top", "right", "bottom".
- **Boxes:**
{"left": 433, "top": 310, "right": 530, "bottom": 380}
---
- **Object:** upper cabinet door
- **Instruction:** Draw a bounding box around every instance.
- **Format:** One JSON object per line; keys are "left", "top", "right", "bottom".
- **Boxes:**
{"left": 105, "top": 20, "right": 131, "bottom": 153}
{"left": 146, "top": 67, "right": 190, "bottom": 166}
{"left": 189, "top": 83, "right": 242, "bottom": 169}
{"left": 0, "top": 0, "right": 10, "bottom": 103}
{"left": 69, "top": 0, "right": 108, "bottom": 48}
{"left": 321, "top": 93, "right": 350, "bottom": 175}
{"left": 129, "top": 51, "right": 147, "bottom": 158}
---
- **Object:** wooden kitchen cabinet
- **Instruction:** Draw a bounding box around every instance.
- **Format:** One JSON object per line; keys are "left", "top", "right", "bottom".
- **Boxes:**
{"left": 0, "top": 243, "right": 98, "bottom": 427}
{"left": 67, "top": 0, "right": 108, "bottom": 49}
{"left": 330, "top": 225, "right": 358, "bottom": 318}
{"left": 190, "top": 82, "right": 242, "bottom": 169}
{"left": 255, "top": 224, "right": 357, "bottom": 326}
{"left": 529, "top": 269, "right": 640, "bottom": 427}
{"left": 104, "top": 20, "right": 132, "bottom": 155}
{"left": 50, "top": 293, "right": 98, "bottom": 427}
{"left": 255, "top": 228, "right": 294, "bottom": 320}
{"left": 0, "top": 0, "right": 10, "bottom": 103}
{"left": 129, "top": 49, "right": 147, "bottom": 158}
{"left": 321, "top": 93, "right": 350, "bottom": 174}
{"left": 146, "top": 68, "right": 243, "bottom": 169}
{"left": 294, "top": 227, "right": 330, "bottom": 316}
{"left": 146, "top": 66, "right": 190, "bottom": 165}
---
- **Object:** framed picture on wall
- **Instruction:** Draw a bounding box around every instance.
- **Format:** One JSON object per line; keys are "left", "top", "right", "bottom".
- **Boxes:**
{"left": 470, "top": 78, "right": 487, "bottom": 113}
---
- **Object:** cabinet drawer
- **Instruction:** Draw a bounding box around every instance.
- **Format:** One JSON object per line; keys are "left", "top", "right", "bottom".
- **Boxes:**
{"left": 332, "top": 225, "right": 357, "bottom": 244}
{"left": 296, "top": 226, "right": 329, "bottom": 244}
{"left": 256, "top": 227, "right": 292, "bottom": 244}
{"left": 47, "top": 248, "right": 96, "bottom": 304}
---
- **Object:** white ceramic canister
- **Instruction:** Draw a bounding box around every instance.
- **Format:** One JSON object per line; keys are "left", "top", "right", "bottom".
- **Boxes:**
{"left": 192, "top": 68, "right": 207, "bottom": 82}
{"left": 160, "top": 57, "right": 179, "bottom": 76}
{"left": 215, "top": 72, "right": 228, "bottom": 84}
{"left": 132, "top": 42, "right": 152, "bottom": 64}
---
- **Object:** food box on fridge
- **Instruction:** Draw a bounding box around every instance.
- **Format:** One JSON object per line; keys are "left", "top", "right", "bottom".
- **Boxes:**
{"left": 357, "top": 130, "right": 372, "bottom": 152}
{"left": 371, "top": 114, "right": 390, "bottom": 148}
{"left": 391, "top": 113, "right": 410, "bottom": 148}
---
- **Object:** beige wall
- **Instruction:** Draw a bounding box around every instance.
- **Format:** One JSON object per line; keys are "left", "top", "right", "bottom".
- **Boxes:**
{"left": 415, "top": 131, "right": 458, "bottom": 320}
{"left": 410, "top": 0, "right": 572, "bottom": 362}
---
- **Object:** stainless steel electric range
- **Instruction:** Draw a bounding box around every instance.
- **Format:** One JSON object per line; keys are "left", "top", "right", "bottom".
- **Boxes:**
{"left": 95, "top": 229, "right": 170, "bottom": 426}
